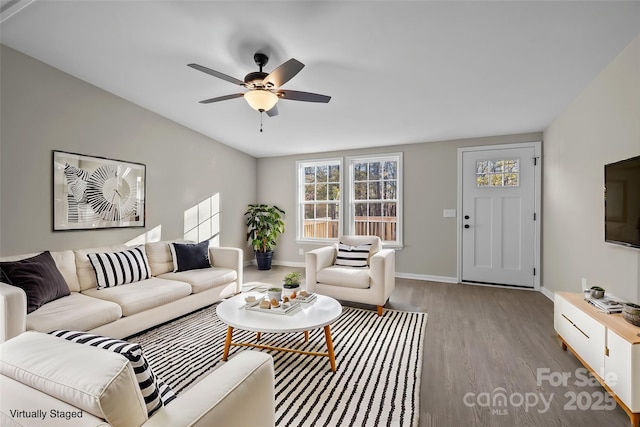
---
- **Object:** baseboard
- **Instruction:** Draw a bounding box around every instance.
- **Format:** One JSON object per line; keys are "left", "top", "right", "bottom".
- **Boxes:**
{"left": 540, "top": 286, "right": 554, "bottom": 301}
{"left": 395, "top": 272, "right": 458, "bottom": 283}
{"left": 245, "top": 259, "right": 306, "bottom": 268}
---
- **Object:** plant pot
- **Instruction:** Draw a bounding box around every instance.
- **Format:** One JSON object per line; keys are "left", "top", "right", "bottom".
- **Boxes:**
{"left": 268, "top": 288, "right": 282, "bottom": 301}
{"left": 255, "top": 251, "right": 273, "bottom": 270}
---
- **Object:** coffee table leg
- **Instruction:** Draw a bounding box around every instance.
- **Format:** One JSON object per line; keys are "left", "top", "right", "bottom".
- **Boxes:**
{"left": 223, "top": 326, "right": 233, "bottom": 361}
{"left": 304, "top": 330, "right": 309, "bottom": 342}
{"left": 256, "top": 332, "right": 261, "bottom": 341}
{"left": 323, "top": 325, "right": 337, "bottom": 372}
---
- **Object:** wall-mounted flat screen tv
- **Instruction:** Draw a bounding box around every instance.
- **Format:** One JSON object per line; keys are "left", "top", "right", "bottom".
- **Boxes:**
{"left": 605, "top": 154, "right": 640, "bottom": 249}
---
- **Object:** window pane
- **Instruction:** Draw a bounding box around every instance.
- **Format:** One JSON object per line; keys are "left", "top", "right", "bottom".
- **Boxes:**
{"left": 304, "top": 204, "right": 314, "bottom": 219}
{"left": 327, "top": 203, "right": 338, "bottom": 219}
{"left": 354, "top": 182, "right": 367, "bottom": 200}
{"left": 316, "top": 203, "right": 327, "bottom": 219}
{"left": 383, "top": 202, "right": 397, "bottom": 217}
{"left": 354, "top": 163, "right": 367, "bottom": 181}
{"left": 355, "top": 221, "right": 368, "bottom": 236}
{"left": 384, "top": 181, "right": 397, "bottom": 200}
{"left": 328, "top": 221, "right": 339, "bottom": 238}
{"left": 305, "top": 167, "right": 315, "bottom": 183}
{"left": 493, "top": 160, "right": 503, "bottom": 173}
{"left": 328, "top": 183, "right": 340, "bottom": 200}
{"left": 305, "top": 184, "right": 315, "bottom": 201}
{"left": 316, "top": 183, "right": 327, "bottom": 200}
{"left": 316, "top": 165, "right": 328, "bottom": 182}
{"left": 328, "top": 165, "right": 340, "bottom": 182}
{"left": 505, "top": 173, "right": 518, "bottom": 186}
{"left": 384, "top": 161, "right": 397, "bottom": 179}
{"left": 490, "top": 174, "right": 503, "bottom": 186}
{"left": 369, "top": 162, "right": 381, "bottom": 180}
{"left": 477, "top": 175, "right": 489, "bottom": 186}
{"left": 368, "top": 182, "right": 381, "bottom": 200}
{"left": 354, "top": 202, "right": 367, "bottom": 217}
{"left": 369, "top": 202, "right": 382, "bottom": 217}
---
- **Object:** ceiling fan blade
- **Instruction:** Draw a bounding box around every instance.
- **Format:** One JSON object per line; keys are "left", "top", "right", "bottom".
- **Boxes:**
{"left": 266, "top": 105, "right": 279, "bottom": 117}
{"left": 199, "top": 93, "right": 245, "bottom": 104}
{"left": 263, "top": 58, "right": 304, "bottom": 88}
{"left": 188, "top": 63, "right": 246, "bottom": 86}
{"left": 277, "top": 90, "right": 331, "bottom": 103}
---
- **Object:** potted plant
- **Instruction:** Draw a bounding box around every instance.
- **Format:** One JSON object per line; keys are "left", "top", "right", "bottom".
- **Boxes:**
{"left": 244, "top": 204, "right": 285, "bottom": 270}
{"left": 283, "top": 271, "right": 301, "bottom": 296}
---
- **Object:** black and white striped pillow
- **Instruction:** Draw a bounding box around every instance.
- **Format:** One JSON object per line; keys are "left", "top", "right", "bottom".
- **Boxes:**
{"left": 49, "top": 330, "right": 176, "bottom": 415}
{"left": 88, "top": 246, "right": 151, "bottom": 290}
{"left": 335, "top": 242, "right": 372, "bottom": 268}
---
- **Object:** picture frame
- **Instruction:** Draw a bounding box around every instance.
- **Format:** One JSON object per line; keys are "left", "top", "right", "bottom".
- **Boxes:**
{"left": 52, "top": 150, "right": 146, "bottom": 231}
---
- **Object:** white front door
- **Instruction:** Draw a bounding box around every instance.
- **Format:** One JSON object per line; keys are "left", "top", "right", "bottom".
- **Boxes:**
{"left": 458, "top": 143, "right": 540, "bottom": 288}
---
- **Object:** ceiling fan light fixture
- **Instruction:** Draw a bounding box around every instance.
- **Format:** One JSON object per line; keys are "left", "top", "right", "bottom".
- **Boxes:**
{"left": 244, "top": 90, "right": 278, "bottom": 112}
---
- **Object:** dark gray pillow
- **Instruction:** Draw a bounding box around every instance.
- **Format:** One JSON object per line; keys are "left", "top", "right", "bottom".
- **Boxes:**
{"left": 169, "top": 241, "right": 210, "bottom": 272}
{"left": 0, "top": 251, "right": 70, "bottom": 313}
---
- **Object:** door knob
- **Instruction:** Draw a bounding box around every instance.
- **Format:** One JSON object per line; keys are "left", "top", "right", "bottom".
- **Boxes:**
{"left": 464, "top": 224, "right": 470, "bottom": 229}
{"left": 464, "top": 215, "right": 470, "bottom": 220}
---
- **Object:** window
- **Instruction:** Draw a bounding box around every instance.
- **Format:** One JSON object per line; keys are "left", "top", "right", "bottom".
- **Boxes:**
{"left": 297, "top": 159, "right": 342, "bottom": 241}
{"left": 476, "top": 159, "right": 519, "bottom": 187}
{"left": 348, "top": 153, "right": 402, "bottom": 246}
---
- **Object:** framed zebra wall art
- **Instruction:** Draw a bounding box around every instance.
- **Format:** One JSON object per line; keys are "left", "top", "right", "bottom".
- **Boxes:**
{"left": 52, "top": 151, "right": 146, "bottom": 231}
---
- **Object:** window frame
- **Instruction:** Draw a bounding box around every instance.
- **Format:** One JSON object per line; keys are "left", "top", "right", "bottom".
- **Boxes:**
{"left": 346, "top": 153, "right": 403, "bottom": 248}
{"left": 296, "top": 158, "right": 343, "bottom": 244}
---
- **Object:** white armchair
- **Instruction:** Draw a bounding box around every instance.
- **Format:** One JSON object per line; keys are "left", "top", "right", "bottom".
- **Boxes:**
{"left": 305, "top": 235, "right": 395, "bottom": 316}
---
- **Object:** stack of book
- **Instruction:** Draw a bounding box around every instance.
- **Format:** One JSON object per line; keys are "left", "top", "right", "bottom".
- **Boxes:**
{"left": 587, "top": 297, "right": 624, "bottom": 314}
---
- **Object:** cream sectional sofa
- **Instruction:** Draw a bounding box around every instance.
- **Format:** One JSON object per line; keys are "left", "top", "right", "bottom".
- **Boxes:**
{"left": 1, "top": 331, "right": 275, "bottom": 427}
{"left": 0, "top": 241, "right": 243, "bottom": 342}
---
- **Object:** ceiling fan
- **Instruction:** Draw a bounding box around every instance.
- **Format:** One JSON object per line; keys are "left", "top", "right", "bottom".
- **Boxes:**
{"left": 188, "top": 52, "right": 331, "bottom": 118}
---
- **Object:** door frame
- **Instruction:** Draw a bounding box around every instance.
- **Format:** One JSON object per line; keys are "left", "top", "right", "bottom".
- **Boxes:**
{"left": 456, "top": 141, "right": 542, "bottom": 290}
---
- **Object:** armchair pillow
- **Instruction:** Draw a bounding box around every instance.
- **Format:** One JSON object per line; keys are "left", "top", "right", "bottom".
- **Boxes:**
{"left": 0, "top": 251, "right": 70, "bottom": 313}
{"left": 334, "top": 242, "right": 372, "bottom": 268}
{"left": 49, "top": 330, "right": 176, "bottom": 415}
{"left": 88, "top": 246, "right": 151, "bottom": 290}
{"left": 169, "top": 240, "right": 211, "bottom": 272}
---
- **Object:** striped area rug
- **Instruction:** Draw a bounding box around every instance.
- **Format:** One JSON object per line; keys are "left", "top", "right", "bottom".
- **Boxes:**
{"left": 129, "top": 304, "right": 427, "bottom": 427}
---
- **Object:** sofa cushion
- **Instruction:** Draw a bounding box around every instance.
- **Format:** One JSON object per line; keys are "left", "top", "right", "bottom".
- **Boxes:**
{"left": 26, "top": 292, "right": 122, "bottom": 333}
{"left": 317, "top": 266, "right": 371, "bottom": 289}
{"left": 169, "top": 241, "right": 211, "bottom": 272}
{"left": 0, "top": 331, "right": 148, "bottom": 427}
{"left": 82, "top": 277, "right": 192, "bottom": 316}
{"left": 75, "top": 245, "right": 132, "bottom": 291}
{"left": 0, "top": 251, "right": 71, "bottom": 313}
{"left": 49, "top": 330, "right": 176, "bottom": 415}
{"left": 334, "top": 242, "right": 372, "bottom": 268}
{"left": 1, "top": 375, "right": 107, "bottom": 426}
{"left": 157, "top": 267, "right": 237, "bottom": 294}
{"left": 88, "top": 247, "right": 151, "bottom": 290}
{"left": 0, "top": 250, "right": 79, "bottom": 293}
{"left": 145, "top": 241, "right": 176, "bottom": 276}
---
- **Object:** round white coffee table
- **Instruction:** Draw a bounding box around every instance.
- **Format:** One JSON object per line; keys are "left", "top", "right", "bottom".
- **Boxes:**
{"left": 216, "top": 291, "right": 342, "bottom": 372}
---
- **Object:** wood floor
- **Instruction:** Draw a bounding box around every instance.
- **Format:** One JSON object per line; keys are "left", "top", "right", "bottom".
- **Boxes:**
{"left": 244, "top": 265, "right": 631, "bottom": 427}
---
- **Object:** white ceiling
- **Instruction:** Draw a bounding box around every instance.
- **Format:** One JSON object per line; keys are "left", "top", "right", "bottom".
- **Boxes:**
{"left": 1, "top": 1, "right": 639, "bottom": 158}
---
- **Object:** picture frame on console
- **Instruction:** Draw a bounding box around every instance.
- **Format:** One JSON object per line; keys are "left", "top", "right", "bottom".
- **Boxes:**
{"left": 52, "top": 150, "right": 146, "bottom": 231}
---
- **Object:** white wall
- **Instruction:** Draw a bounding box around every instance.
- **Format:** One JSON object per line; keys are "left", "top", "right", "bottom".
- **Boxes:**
{"left": 0, "top": 45, "right": 257, "bottom": 256}
{"left": 543, "top": 34, "right": 640, "bottom": 302}
{"left": 257, "top": 132, "right": 542, "bottom": 279}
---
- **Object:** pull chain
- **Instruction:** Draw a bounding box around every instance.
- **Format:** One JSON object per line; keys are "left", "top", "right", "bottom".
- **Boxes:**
{"left": 260, "top": 111, "right": 263, "bottom": 133}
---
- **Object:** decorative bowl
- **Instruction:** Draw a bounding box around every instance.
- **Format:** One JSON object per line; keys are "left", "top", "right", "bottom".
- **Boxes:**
{"left": 623, "top": 303, "right": 640, "bottom": 327}
{"left": 267, "top": 288, "right": 282, "bottom": 302}
{"left": 590, "top": 287, "right": 605, "bottom": 299}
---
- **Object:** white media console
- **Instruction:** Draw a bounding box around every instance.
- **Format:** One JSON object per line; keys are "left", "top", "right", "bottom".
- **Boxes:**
{"left": 554, "top": 292, "right": 640, "bottom": 426}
